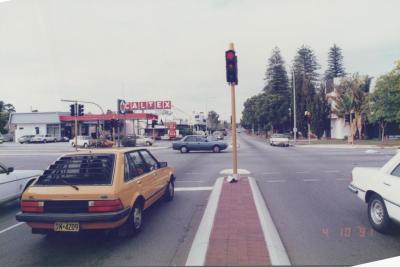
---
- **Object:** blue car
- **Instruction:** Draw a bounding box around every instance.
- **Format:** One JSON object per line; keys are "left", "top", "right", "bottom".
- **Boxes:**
{"left": 172, "top": 135, "right": 228, "bottom": 153}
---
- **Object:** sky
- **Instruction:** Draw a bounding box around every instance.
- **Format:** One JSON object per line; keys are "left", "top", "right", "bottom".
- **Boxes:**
{"left": 0, "top": 0, "right": 399, "bottom": 120}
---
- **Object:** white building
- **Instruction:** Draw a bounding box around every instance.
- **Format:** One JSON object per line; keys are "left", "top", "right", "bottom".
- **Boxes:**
{"left": 327, "top": 78, "right": 351, "bottom": 139}
{"left": 9, "top": 112, "right": 67, "bottom": 142}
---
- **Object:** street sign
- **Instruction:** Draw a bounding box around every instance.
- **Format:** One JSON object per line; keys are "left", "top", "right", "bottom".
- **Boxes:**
{"left": 118, "top": 100, "right": 172, "bottom": 112}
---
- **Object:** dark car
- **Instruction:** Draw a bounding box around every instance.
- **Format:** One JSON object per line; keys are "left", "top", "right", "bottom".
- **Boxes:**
{"left": 172, "top": 135, "right": 228, "bottom": 153}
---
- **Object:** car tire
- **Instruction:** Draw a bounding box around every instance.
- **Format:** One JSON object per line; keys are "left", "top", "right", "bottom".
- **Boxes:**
{"left": 368, "top": 194, "right": 393, "bottom": 234}
{"left": 180, "top": 146, "right": 189, "bottom": 153}
{"left": 164, "top": 180, "right": 174, "bottom": 202}
{"left": 146, "top": 141, "right": 152, "bottom": 146}
{"left": 213, "top": 146, "right": 221, "bottom": 153}
{"left": 125, "top": 201, "right": 144, "bottom": 236}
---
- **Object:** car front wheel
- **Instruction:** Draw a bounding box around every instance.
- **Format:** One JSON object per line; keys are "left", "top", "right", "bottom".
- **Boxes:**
{"left": 368, "top": 194, "right": 392, "bottom": 234}
{"left": 213, "top": 146, "right": 221, "bottom": 153}
{"left": 180, "top": 146, "right": 189, "bottom": 153}
{"left": 164, "top": 180, "right": 174, "bottom": 201}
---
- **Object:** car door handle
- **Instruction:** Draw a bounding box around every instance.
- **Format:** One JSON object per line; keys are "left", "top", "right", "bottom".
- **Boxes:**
{"left": 383, "top": 182, "right": 391, "bottom": 186}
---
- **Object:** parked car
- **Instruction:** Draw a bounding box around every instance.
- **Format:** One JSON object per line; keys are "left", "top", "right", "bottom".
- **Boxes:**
{"left": 172, "top": 135, "right": 228, "bottom": 153}
{"left": 0, "top": 162, "right": 42, "bottom": 205}
{"left": 269, "top": 134, "right": 290, "bottom": 147}
{"left": 30, "top": 134, "right": 57, "bottom": 143}
{"left": 136, "top": 135, "right": 154, "bottom": 146}
{"left": 69, "top": 136, "right": 93, "bottom": 148}
{"left": 18, "top": 135, "right": 35, "bottom": 144}
{"left": 16, "top": 148, "right": 175, "bottom": 236}
{"left": 212, "top": 131, "right": 224, "bottom": 140}
{"left": 348, "top": 152, "right": 400, "bottom": 233}
{"left": 56, "top": 136, "right": 69, "bottom": 142}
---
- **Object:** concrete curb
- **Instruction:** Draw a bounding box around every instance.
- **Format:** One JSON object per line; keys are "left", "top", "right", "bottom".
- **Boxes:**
{"left": 185, "top": 177, "right": 224, "bottom": 266}
{"left": 248, "top": 177, "right": 291, "bottom": 265}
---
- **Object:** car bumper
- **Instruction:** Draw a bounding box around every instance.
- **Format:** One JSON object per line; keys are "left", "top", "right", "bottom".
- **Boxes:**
{"left": 16, "top": 207, "right": 130, "bottom": 223}
{"left": 348, "top": 184, "right": 358, "bottom": 194}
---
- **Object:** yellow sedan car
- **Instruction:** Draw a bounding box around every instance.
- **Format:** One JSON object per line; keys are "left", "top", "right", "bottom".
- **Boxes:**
{"left": 16, "top": 148, "right": 175, "bottom": 236}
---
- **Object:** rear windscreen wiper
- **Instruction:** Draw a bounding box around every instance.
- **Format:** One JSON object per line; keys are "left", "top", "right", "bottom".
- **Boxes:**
{"left": 57, "top": 178, "right": 79, "bottom": 191}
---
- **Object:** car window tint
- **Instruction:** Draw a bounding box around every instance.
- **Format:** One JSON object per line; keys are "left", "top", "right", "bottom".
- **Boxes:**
{"left": 391, "top": 164, "right": 400, "bottom": 177}
{"left": 129, "top": 151, "right": 148, "bottom": 175}
{"left": 124, "top": 154, "right": 140, "bottom": 182}
{"left": 140, "top": 150, "right": 158, "bottom": 171}
{"left": 185, "top": 136, "right": 196, "bottom": 142}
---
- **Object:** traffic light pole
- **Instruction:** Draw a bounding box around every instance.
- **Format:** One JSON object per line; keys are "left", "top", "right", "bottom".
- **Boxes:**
{"left": 74, "top": 101, "right": 78, "bottom": 151}
{"left": 229, "top": 43, "right": 238, "bottom": 181}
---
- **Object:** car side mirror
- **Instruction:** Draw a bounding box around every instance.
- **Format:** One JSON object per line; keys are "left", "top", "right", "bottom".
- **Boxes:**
{"left": 6, "top": 167, "right": 14, "bottom": 174}
{"left": 158, "top": 162, "right": 168, "bottom": 168}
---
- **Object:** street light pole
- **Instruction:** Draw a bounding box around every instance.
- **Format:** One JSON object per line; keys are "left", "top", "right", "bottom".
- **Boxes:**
{"left": 292, "top": 69, "right": 297, "bottom": 145}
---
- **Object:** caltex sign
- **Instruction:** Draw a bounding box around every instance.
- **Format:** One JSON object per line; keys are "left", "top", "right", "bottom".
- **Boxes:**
{"left": 118, "top": 99, "right": 172, "bottom": 114}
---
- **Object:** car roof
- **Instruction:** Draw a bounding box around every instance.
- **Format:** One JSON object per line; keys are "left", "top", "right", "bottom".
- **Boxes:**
{"left": 62, "top": 147, "right": 148, "bottom": 156}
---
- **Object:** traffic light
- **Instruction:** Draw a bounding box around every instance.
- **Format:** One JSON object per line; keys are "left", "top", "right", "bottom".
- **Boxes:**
{"left": 225, "top": 50, "right": 238, "bottom": 85}
{"left": 69, "top": 104, "right": 76, "bottom": 116}
{"left": 78, "top": 104, "right": 84, "bottom": 116}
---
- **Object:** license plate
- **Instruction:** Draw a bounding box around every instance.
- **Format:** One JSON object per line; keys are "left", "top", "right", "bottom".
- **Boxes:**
{"left": 54, "top": 222, "right": 80, "bottom": 232}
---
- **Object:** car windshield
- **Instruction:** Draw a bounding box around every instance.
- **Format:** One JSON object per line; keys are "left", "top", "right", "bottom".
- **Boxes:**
{"left": 35, "top": 154, "right": 115, "bottom": 186}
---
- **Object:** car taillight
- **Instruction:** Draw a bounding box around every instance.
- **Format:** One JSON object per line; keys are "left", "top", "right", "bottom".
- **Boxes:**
{"left": 21, "top": 201, "right": 44, "bottom": 213}
{"left": 88, "top": 199, "right": 123, "bottom": 213}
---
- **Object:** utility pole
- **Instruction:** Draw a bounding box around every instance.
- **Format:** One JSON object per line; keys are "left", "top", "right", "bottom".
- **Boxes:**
{"left": 74, "top": 101, "right": 78, "bottom": 151}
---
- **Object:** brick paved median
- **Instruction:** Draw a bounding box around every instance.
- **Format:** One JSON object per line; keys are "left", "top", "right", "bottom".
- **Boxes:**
{"left": 205, "top": 177, "right": 271, "bottom": 266}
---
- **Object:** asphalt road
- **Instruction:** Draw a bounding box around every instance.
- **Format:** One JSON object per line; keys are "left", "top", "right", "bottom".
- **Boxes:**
{"left": 238, "top": 134, "right": 400, "bottom": 266}
{"left": 0, "top": 142, "right": 231, "bottom": 266}
{"left": 1, "top": 137, "right": 400, "bottom": 266}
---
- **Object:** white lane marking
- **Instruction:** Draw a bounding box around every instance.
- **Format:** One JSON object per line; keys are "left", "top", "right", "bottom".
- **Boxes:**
{"left": 220, "top": 169, "right": 251, "bottom": 175}
{"left": 336, "top": 178, "right": 351, "bottom": 181}
{"left": 0, "top": 222, "right": 24, "bottom": 235}
{"left": 249, "top": 177, "right": 291, "bottom": 265}
{"left": 296, "top": 171, "right": 309, "bottom": 174}
{"left": 303, "top": 178, "right": 321, "bottom": 182}
{"left": 265, "top": 179, "right": 286, "bottom": 183}
{"left": 263, "top": 172, "right": 280, "bottom": 175}
{"left": 175, "top": 187, "right": 213, "bottom": 192}
{"left": 185, "top": 177, "right": 224, "bottom": 266}
{"left": 323, "top": 170, "right": 340, "bottom": 173}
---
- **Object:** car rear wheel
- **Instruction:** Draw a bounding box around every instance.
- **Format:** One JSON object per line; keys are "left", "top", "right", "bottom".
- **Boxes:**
{"left": 164, "top": 180, "right": 174, "bottom": 201}
{"left": 213, "top": 146, "right": 221, "bottom": 153}
{"left": 368, "top": 194, "right": 392, "bottom": 234}
{"left": 125, "top": 201, "right": 143, "bottom": 236}
{"left": 180, "top": 146, "right": 189, "bottom": 153}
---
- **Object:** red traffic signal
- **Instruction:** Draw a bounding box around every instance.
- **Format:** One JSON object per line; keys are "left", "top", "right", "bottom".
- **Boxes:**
{"left": 225, "top": 50, "right": 238, "bottom": 85}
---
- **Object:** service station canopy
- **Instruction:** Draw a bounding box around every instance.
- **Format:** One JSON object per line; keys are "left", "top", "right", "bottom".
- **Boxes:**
{"left": 59, "top": 113, "right": 158, "bottom": 122}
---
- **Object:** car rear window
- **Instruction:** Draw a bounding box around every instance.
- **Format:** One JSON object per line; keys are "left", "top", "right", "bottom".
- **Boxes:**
{"left": 35, "top": 154, "right": 115, "bottom": 186}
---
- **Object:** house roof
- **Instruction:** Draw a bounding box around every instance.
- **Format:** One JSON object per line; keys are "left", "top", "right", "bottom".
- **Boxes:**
{"left": 10, "top": 112, "right": 68, "bottom": 124}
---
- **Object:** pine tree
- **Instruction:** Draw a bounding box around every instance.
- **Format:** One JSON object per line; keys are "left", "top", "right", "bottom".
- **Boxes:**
{"left": 262, "top": 47, "right": 291, "bottom": 132}
{"left": 292, "top": 45, "right": 320, "bottom": 137}
{"left": 264, "top": 47, "right": 290, "bottom": 94}
{"left": 325, "top": 44, "right": 345, "bottom": 79}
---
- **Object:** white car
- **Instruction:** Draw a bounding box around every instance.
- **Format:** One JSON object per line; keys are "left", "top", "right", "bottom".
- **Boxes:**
{"left": 136, "top": 135, "right": 154, "bottom": 146}
{"left": 30, "top": 134, "right": 57, "bottom": 143}
{"left": 269, "top": 134, "right": 290, "bottom": 147}
{"left": 69, "top": 135, "right": 93, "bottom": 148}
{"left": 349, "top": 152, "right": 400, "bottom": 233}
{"left": 0, "top": 162, "right": 42, "bottom": 204}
